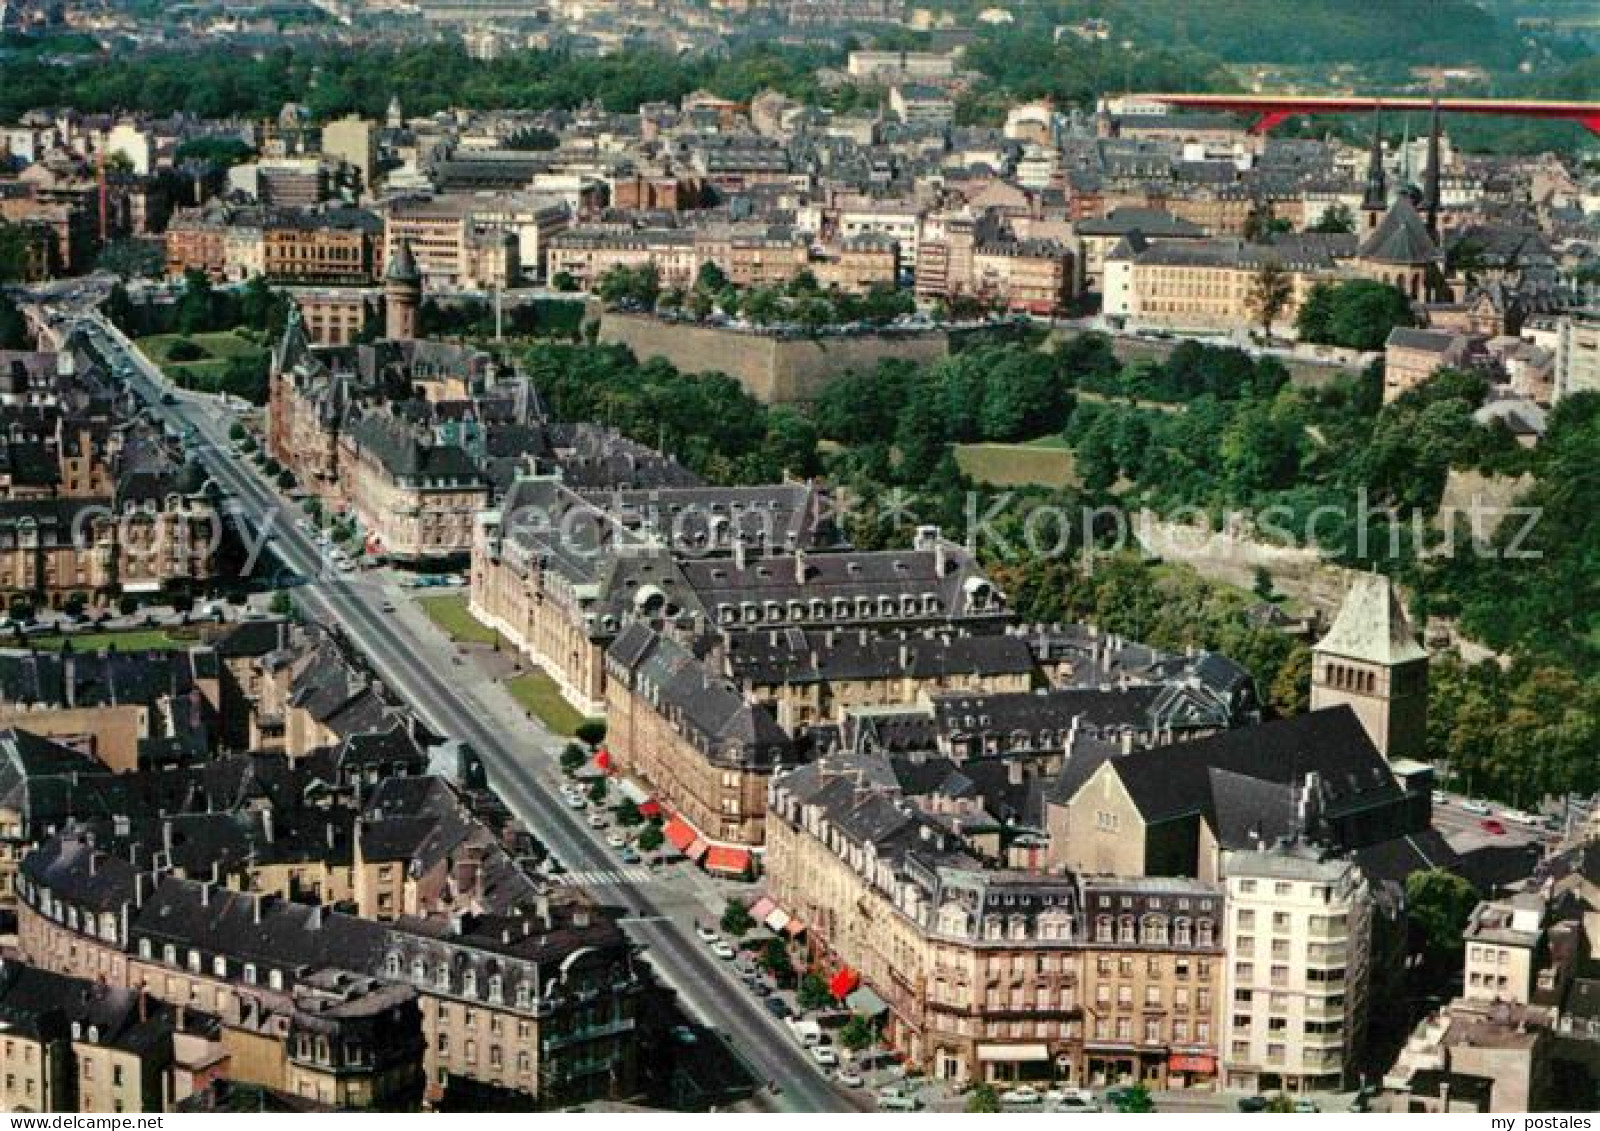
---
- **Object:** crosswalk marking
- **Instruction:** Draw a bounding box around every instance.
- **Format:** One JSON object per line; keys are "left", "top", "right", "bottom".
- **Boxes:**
{"left": 553, "top": 867, "right": 655, "bottom": 888}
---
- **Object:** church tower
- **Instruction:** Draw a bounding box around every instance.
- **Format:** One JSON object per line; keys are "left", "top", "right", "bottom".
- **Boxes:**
{"left": 1423, "top": 96, "right": 1442, "bottom": 244}
{"left": 384, "top": 240, "right": 421, "bottom": 341}
{"left": 1361, "top": 108, "right": 1387, "bottom": 232}
{"left": 1310, "top": 573, "right": 1428, "bottom": 760}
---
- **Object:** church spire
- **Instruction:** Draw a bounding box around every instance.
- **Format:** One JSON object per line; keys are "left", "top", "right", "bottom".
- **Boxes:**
{"left": 1424, "top": 96, "right": 1442, "bottom": 241}
{"left": 1362, "top": 105, "right": 1386, "bottom": 223}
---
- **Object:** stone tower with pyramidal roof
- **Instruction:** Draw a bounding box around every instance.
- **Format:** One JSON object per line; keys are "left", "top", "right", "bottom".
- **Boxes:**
{"left": 1310, "top": 572, "right": 1428, "bottom": 760}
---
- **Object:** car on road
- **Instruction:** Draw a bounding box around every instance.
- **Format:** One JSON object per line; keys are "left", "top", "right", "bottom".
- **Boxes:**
{"left": 1293, "top": 1099, "right": 1320, "bottom": 1113}
{"left": 1462, "top": 800, "right": 1492, "bottom": 816}
{"left": 710, "top": 940, "right": 737, "bottom": 960}
{"left": 380, "top": 600, "right": 395, "bottom": 613}
{"left": 762, "top": 996, "right": 793, "bottom": 1020}
{"left": 1000, "top": 1085, "right": 1041, "bottom": 1105}
{"left": 810, "top": 1046, "right": 838, "bottom": 1067}
{"left": 1237, "top": 1095, "right": 1270, "bottom": 1112}
{"left": 835, "top": 1068, "right": 863, "bottom": 1088}
{"left": 606, "top": 830, "right": 627, "bottom": 848}
{"left": 695, "top": 926, "right": 720, "bottom": 943}
{"left": 564, "top": 794, "right": 586, "bottom": 810}
{"left": 876, "top": 1088, "right": 920, "bottom": 1111}
{"left": 1046, "top": 1087, "right": 1100, "bottom": 1111}
{"left": 1481, "top": 818, "right": 1507, "bottom": 835}
{"left": 586, "top": 813, "right": 606, "bottom": 829}
{"left": 619, "top": 847, "right": 640, "bottom": 864}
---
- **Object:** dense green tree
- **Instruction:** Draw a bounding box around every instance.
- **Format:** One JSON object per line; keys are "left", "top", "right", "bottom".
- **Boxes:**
{"left": 0, "top": 291, "right": 28, "bottom": 349}
{"left": 966, "top": 1084, "right": 1001, "bottom": 1113}
{"left": 1406, "top": 869, "right": 1480, "bottom": 967}
{"left": 1296, "top": 279, "right": 1416, "bottom": 351}
{"left": 720, "top": 900, "right": 755, "bottom": 938}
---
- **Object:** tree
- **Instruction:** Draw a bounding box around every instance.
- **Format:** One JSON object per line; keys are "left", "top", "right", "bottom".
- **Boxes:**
{"left": 966, "top": 1084, "right": 1001, "bottom": 1113}
{"left": 95, "top": 238, "right": 164, "bottom": 280}
{"left": 694, "top": 260, "right": 729, "bottom": 294}
{"left": 552, "top": 271, "right": 578, "bottom": 293}
{"left": 587, "top": 777, "right": 608, "bottom": 804}
{"left": 167, "top": 338, "right": 208, "bottom": 362}
{"left": 838, "top": 1015, "right": 874, "bottom": 1052}
{"left": 1406, "top": 868, "right": 1479, "bottom": 967}
{"left": 0, "top": 291, "right": 27, "bottom": 349}
{"left": 1248, "top": 258, "right": 1293, "bottom": 342}
{"left": 268, "top": 590, "right": 294, "bottom": 618}
{"left": 559, "top": 743, "right": 588, "bottom": 773}
{"left": 0, "top": 220, "right": 31, "bottom": 282}
{"left": 616, "top": 798, "right": 643, "bottom": 826}
{"left": 797, "top": 973, "right": 831, "bottom": 1011}
{"left": 720, "top": 899, "right": 755, "bottom": 938}
{"left": 636, "top": 823, "right": 663, "bottom": 852}
{"left": 575, "top": 719, "right": 607, "bottom": 746}
{"left": 1297, "top": 279, "right": 1415, "bottom": 351}
{"left": 228, "top": 422, "right": 247, "bottom": 442}
{"left": 176, "top": 269, "right": 217, "bottom": 334}
{"left": 759, "top": 937, "right": 794, "bottom": 983}
{"left": 1308, "top": 202, "right": 1355, "bottom": 234}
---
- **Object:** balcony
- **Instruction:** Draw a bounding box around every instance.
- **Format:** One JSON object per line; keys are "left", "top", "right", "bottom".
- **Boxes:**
{"left": 541, "top": 1016, "right": 637, "bottom": 1051}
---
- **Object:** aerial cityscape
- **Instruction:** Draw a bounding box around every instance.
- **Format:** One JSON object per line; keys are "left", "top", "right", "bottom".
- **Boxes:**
{"left": 0, "top": 0, "right": 1597, "bottom": 1117}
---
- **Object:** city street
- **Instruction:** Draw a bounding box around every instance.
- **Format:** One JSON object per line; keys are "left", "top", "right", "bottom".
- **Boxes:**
{"left": 75, "top": 310, "right": 866, "bottom": 1114}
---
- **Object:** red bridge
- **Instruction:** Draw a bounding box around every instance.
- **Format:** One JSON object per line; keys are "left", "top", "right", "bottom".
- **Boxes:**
{"left": 1141, "top": 93, "right": 1600, "bottom": 136}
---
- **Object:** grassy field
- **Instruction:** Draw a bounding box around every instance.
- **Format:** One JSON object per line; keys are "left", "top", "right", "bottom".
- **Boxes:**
{"left": 504, "top": 670, "right": 594, "bottom": 736}
{"left": 13, "top": 628, "right": 198, "bottom": 652}
{"left": 137, "top": 330, "right": 267, "bottom": 387}
{"left": 417, "top": 594, "right": 504, "bottom": 647}
{"left": 953, "top": 437, "right": 1079, "bottom": 488}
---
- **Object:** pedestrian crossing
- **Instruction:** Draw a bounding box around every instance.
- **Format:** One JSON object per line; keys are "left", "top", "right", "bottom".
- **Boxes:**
{"left": 553, "top": 866, "right": 655, "bottom": 888}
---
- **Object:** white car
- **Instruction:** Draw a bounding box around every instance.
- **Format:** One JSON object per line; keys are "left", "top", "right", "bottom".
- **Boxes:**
{"left": 1462, "top": 800, "right": 1493, "bottom": 816}
{"left": 810, "top": 1046, "right": 839, "bottom": 1067}
{"left": 710, "top": 940, "right": 736, "bottom": 960}
{"left": 696, "top": 926, "right": 721, "bottom": 943}
{"left": 564, "top": 795, "right": 586, "bottom": 810}
{"left": 835, "top": 1068, "right": 863, "bottom": 1088}
{"left": 1001, "top": 1085, "right": 1042, "bottom": 1105}
{"left": 1049, "top": 1089, "right": 1102, "bottom": 1112}
{"left": 586, "top": 813, "right": 606, "bottom": 829}
{"left": 606, "top": 830, "right": 628, "bottom": 848}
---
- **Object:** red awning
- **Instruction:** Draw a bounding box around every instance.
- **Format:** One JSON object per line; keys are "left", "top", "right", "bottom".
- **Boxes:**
{"left": 829, "top": 967, "right": 860, "bottom": 1000}
{"left": 785, "top": 919, "right": 807, "bottom": 937}
{"left": 594, "top": 747, "right": 612, "bottom": 771}
{"left": 704, "top": 845, "right": 751, "bottom": 876}
{"left": 663, "top": 818, "right": 697, "bottom": 853}
{"left": 638, "top": 799, "right": 661, "bottom": 818}
{"left": 685, "top": 838, "right": 710, "bottom": 863}
{"left": 1169, "top": 1054, "right": 1216, "bottom": 1074}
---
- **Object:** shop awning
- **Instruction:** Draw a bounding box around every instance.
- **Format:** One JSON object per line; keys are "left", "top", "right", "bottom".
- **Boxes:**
{"left": 764, "top": 907, "right": 791, "bottom": 932}
{"left": 785, "top": 919, "right": 806, "bottom": 937}
{"left": 749, "top": 896, "right": 777, "bottom": 922}
{"left": 846, "top": 986, "right": 888, "bottom": 1017}
{"left": 977, "top": 1043, "right": 1050, "bottom": 1062}
{"left": 705, "top": 845, "right": 751, "bottom": 876}
{"left": 638, "top": 799, "right": 661, "bottom": 819}
{"left": 663, "top": 818, "right": 697, "bottom": 853}
{"left": 594, "top": 747, "right": 612, "bottom": 772}
{"left": 829, "top": 968, "right": 860, "bottom": 1000}
{"left": 685, "top": 837, "right": 710, "bottom": 863}
{"left": 1169, "top": 1054, "right": 1216, "bottom": 1074}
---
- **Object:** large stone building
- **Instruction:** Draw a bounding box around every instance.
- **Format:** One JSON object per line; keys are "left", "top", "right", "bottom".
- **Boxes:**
{"left": 765, "top": 752, "right": 1226, "bottom": 1089}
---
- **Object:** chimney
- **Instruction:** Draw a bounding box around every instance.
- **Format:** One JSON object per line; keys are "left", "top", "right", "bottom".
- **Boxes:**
{"left": 572, "top": 905, "right": 591, "bottom": 929}
{"left": 307, "top": 904, "right": 322, "bottom": 930}
{"left": 252, "top": 894, "right": 264, "bottom": 925}
{"left": 794, "top": 549, "right": 808, "bottom": 585}
{"left": 261, "top": 808, "right": 275, "bottom": 844}
{"left": 200, "top": 882, "right": 211, "bottom": 907}
{"left": 161, "top": 819, "right": 173, "bottom": 855}
{"left": 935, "top": 539, "right": 947, "bottom": 577}
{"left": 134, "top": 873, "right": 148, "bottom": 909}
{"left": 733, "top": 538, "right": 746, "bottom": 570}
{"left": 536, "top": 893, "right": 551, "bottom": 930}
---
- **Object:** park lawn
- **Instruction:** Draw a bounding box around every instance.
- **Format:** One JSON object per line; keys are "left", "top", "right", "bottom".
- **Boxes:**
{"left": 417, "top": 594, "right": 503, "bottom": 647}
{"left": 953, "top": 441, "right": 1079, "bottom": 488}
{"left": 504, "top": 671, "right": 594, "bottom": 737}
{"left": 139, "top": 330, "right": 266, "bottom": 363}
{"left": 18, "top": 628, "right": 198, "bottom": 652}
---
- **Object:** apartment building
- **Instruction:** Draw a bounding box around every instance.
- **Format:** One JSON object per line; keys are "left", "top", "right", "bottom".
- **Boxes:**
{"left": 1220, "top": 843, "right": 1376, "bottom": 1096}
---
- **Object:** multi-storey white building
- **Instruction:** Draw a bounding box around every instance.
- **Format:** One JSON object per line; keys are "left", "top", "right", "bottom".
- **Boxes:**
{"left": 1221, "top": 842, "right": 1375, "bottom": 1095}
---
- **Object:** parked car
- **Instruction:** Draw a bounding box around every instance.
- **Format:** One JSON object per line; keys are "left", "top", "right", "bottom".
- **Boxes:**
{"left": 1462, "top": 800, "right": 1492, "bottom": 816}
{"left": 695, "top": 926, "right": 720, "bottom": 943}
{"left": 763, "top": 996, "right": 793, "bottom": 1020}
{"left": 564, "top": 795, "right": 586, "bottom": 810}
{"left": 1237, "top": 1096, "right": 1270, "bottom": 1112}
{"left": 1047, "top": 1087, "right": 1101, "bottom": 1111}
{"left": 810, "top": 1046, "right": 839, "bottom": 1067}
{"left": 1001, "top": 1085, "right": 1041, "bottom": 1105}
{"left": 586, "top": 813, "right": 606, "bottom": 829}
{"left": 834, "top": 1068, "right": 863, "bottom": 1088}
{"left": 1293, "top": 1099, "right": 1320, "bottom": 1114}
{"left": 876, "top": 1088, "right": 919, "bottom": 1111}
{"left": 1430, "top": 791, "right": 1449, "bottom": 806}
{"left": 606, "top": 830, "right": 627, "bottom": 848}
{"left": 710, "top": 940, "right": 736, "bottom": 960}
